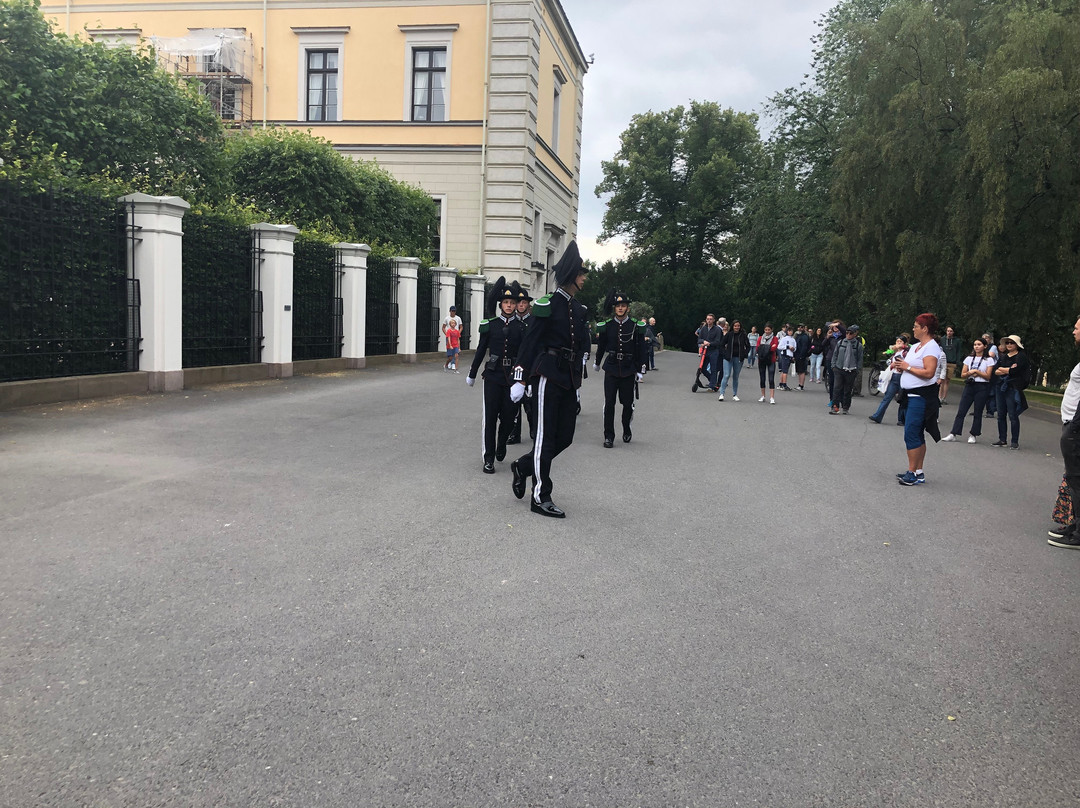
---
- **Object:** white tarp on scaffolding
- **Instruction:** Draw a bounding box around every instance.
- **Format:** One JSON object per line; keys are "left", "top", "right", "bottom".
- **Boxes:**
{"left": 149, "top": 28, "right": 250, "bottom": 76}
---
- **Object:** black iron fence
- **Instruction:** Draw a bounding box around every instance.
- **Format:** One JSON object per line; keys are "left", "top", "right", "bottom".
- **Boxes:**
{"left": 366, "top": 255, "right": 397, "bottom": 356}
{"left": 454, "top": 273, "right": 471, "bottom": 350}
{"left": 292, "top": 236, "right": 343, "bottom": 361}
{"left": 415, "top": 265, "right": 440, "bottom": 353}
{"left": 0, "top": 179, "right": 139, "bottom": 383}
{"left": 182, "top": 213, "right": 262, "bottom": 368}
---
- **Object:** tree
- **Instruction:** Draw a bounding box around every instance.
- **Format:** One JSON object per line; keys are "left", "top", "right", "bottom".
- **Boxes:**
{"left": 0, "top": 0, "right": 226, "bottom": 196}
{"left": 223, "top": 128, "right": 439, "bottom": 256}
{"left": 596, "top": 102, "right": 763, "bottom": 273}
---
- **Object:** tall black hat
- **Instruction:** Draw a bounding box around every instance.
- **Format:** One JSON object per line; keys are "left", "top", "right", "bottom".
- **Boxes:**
{"left": 486, "top": 276, "right": 516, "bottom": 317}
{"left": 511, "top": 280, "right": 533, "bottom": 303}
{"left": 602, "top": 288, "right": 632, "bottom": 317}
{"left": 552, "top": 240, "right": 588, "bottom": 287}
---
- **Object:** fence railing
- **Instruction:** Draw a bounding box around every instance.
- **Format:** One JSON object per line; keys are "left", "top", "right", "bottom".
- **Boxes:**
{"left": 292, "top": 236, "right": 343, "bottom": 361}
{"left": 182, "top": 212, "right": 262, "bottom": 368}
{"left": 0, "top": 179, "right": 139, "bottom": 383}
{"left": 415, "top": 265, "right": 440, "bottom": 353}
{"left": 366, "top": 255, "right": 398, "bottom": 356}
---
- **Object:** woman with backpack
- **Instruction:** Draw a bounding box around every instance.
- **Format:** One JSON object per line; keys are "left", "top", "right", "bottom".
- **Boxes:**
{"left": 992, "top": 335, "right": 1031, "bottom": 449}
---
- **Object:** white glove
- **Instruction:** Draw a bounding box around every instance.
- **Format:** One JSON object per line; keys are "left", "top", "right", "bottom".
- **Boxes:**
{"left": 465, "top": 376, "right": 475, "bottom": 387}
{"left": 592, "top": 364, "right": 600, "bottom": 372}
{"left": 510, "top": 382, "right": 526, "bottom": 403}
{"left": 526, "top": 385, "right": 533, "bottom": 399}
{"left": 576, "top": 389, "right": 581, "bottom": 403}
{"left": 636, "top": 373, "right": 644, "bottom": 382}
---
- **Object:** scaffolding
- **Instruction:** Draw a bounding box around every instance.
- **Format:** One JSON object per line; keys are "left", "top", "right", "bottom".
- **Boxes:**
{"left": 150, "top": 29, "right": 254, "bottom": 125}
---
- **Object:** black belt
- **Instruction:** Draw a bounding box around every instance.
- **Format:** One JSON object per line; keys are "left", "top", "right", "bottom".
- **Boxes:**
{"left": 615, "top": 352, "right": 629, "bottom": 361}
{"left": 546, "top": 347, "right": 575, "bottom": 359}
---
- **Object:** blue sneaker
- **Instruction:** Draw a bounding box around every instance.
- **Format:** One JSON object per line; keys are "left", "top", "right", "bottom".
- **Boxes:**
{"left": 896, "top": 471, "right": 925, "bottom": 481}
{"left": 897, "top": 471, "right": 924, "bottom": 486}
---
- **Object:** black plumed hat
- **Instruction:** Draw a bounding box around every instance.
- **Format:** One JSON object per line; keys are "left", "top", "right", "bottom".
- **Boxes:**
{"left": 552, "top": 240, "right": 587, "bottom": 287}
{"left": 511, "top": 281, "right": 533, "bottom": 303}
{"left": 486, "top": 276, "right": 516, "bottom": 317}
{"left": 603, "top": 288, "right": 631, "bottom": 316}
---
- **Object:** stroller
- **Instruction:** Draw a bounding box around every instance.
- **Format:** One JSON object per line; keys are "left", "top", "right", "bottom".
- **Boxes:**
{"left": 691, "top": 343, "right": 712, "bottom": 392}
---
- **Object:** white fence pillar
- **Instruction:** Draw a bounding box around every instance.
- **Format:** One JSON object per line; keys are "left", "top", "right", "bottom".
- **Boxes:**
{"left": 337, "top": 242, "right": 370, "bottom": 369}
{"left": 464, "top": 274, "right": 487, "bottom": 349}
{"left": 251, "top": 223, "right": 299, "bottom": 378}
{"left": 119, "top": 193, "right": 189, "bottom": 393}
{"left": 433, "top": 267, "right": 458, "bottom": 351}
{"left": 393, "top": 257, "right": 420, "bottom": 362}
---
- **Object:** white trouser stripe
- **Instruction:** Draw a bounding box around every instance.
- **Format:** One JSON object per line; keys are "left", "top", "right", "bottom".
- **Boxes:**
{"left": 533, "top": 377, "right": 546, "bottom": 503}
{"left": 480, "top": 387, "right": 487, "bottom": 459}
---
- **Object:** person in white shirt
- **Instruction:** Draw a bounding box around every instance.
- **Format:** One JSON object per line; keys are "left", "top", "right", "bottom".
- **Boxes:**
{"left": 895, "top": 313, "right": 942, "bottom": 486}
{"left": 1049, "top": 316, "right": 1080, "bottom": 549}
{"left": 941, "top": 337, "right": 995, "bottom": 443}
{"left": 777, "top": 326, "right": 797, "bottom": 391}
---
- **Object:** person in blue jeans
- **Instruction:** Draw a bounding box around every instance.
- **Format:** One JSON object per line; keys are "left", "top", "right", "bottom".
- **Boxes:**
{"left": 992, "top": 335, "right": 1031, "bottom": 449}
{"left": 718, "top": 320, "right": 751, "bottom": 401}
{"left": 869, "top": 335, "right": 909, "bottom": 424}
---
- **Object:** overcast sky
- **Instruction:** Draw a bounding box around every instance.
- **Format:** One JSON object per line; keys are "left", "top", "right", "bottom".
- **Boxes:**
{"left": 564, "top": 0, "right": 838, "bottom": 264}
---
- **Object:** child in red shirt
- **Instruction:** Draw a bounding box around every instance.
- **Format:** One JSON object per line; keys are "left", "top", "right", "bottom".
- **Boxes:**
{"left": 444, "top": 320, "right": 461, "bottom": 372}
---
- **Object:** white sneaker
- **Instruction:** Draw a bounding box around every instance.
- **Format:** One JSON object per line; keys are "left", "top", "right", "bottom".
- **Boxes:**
{"left": 758, "top": 396, "right": 765, "bottom": 403}
{"left": 732, "top": 396, "right": 740, "bottom": 402}
{"left": 942, "top": 434, "right": 956, "bottom": 442}
{"left": 967, "top": 435, "right": 977, "bottom": 444}
{"left": 770, "top": 397, "right": 776, "bottom": 405}
{"left": 717, "top": 394, "right": 725, "bottom": 401}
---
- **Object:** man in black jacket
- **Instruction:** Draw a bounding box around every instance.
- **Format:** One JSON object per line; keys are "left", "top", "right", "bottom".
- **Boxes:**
{"left": 509, "top": 242, "right": 590, "bottom": 518}
{"left": 467, "top": 278, "right": 522, "bottom": 473}
{"left": 594, "top": 290, "right": 646, "bottom": 447}
{"left": 696, "top": 314, "right": 723, "bottom": 392}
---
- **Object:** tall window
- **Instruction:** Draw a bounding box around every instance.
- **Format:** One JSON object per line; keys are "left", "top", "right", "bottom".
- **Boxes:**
{"left": 412, "top": 48, "right": 447, "bottom": 122}
{"left": 552, "top": 82, "right": 562, "bottom": 152}
{"left": 306, "top": 50, "right": 338, "bottom": 121}
{"left": 430, "top": 198, "right": 443, "bottom": 262}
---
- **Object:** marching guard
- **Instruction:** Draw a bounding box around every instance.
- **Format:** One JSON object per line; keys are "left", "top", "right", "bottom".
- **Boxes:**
{"left": 509, "top": 242, "right": 590, "bottom": 518}
{"left": 506, "top": 281, "right": 535, "bottom": 445}
{"left": 466, "top": 278, "right": 522, "bottom": 474}
{"left": 593, "top": 289, "right": 646, "bottom": 447}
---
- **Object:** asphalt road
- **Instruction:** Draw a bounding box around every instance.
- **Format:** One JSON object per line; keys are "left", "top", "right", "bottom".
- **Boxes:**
{"left": 2, "top": 352, "right": 1079, "bottom": 807}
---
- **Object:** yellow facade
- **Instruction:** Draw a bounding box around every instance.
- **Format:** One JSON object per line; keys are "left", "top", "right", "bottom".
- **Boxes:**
{"left": 42, "top": 0, "right": 588, "bottom": 283}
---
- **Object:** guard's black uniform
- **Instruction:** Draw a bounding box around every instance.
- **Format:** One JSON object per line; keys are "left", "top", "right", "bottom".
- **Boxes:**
{"left": 595, "top": 314, "right": 647, "bottom": 444}
{"left": 469, "top": 287, "right": 522, "bottom": 472}
{"left": 508, "top": 310, "right": 536, "bottom": 444}
{"left": 510, "top": 243, "right": 590, "bottom": 516}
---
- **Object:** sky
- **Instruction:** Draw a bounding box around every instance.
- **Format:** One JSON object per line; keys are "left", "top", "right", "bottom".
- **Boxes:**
{"left": 563, "top": 0, "right": 838, "bottom": 264}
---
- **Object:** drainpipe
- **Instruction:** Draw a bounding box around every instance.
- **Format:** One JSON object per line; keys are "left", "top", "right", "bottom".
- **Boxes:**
{"left": 262, "top": 0, "right": 268, "bottom": 127}
{"left": 477, "top": 0, "right": 492, "bottom": 271}
{"left": 65, "top": 0, "right": 70, "bottom": 34}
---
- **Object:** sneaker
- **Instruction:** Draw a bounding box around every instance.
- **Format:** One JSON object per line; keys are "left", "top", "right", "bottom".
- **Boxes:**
{"left": 898, "top": 471, "right": 924, "bottom": 486}
{"left": 868, "top": 416, "right": 882, "bottom": 424}
{"left": 798, "top": 385, "right": 805, "bottom": 391}
{"left": 967, "top": 435, "right": 976, "bottom": 444}
{"left": 941, "top": 434, "right": 956, "bottom": 442}
{"left": 829, "top": 406, "right": 839, "bottom": 414}
{"left": 717, "top": 394, "right": 725, "bottom": 401}
{"left": 1048, "top": 524, "right": 1073, "bottom": 539}
{"left": 896, "top": 471, "right": 925, "bottom": 482}
{"left": 732, "top": 396, "right": 740, "bottom": 402}
{"left": 769, "top": 397, "right": 776, "bottom": 405}
{"left": 992, "top": 440, "right": 1007, "bottom": 447}
{"left": 453, "top": 369, "right": 460, "bottom": 374}
{"left": 1011, "top": 443, "right": 1019, "bottom": 450}
{"left": 758, "top": 396, "right": 766, "bottom": 403}
{"left": 842, "top": 409, "right": 849, "bottom": 415}
{"left": 1048, "top": 531, "right": 1080, "bottom": 549}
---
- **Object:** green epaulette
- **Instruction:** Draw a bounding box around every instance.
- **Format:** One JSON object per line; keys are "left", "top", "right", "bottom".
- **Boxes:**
{"left": 532, "top": 294, "right": 553, "bottom": 317}
{"left": 637, "top": 320, "right": 647, "bottom": 327}
{"left": 596, "top": 319, "right": 610, "bottom": 329}
{"left": 478, "top": 318, "right": 492, "bottom": 334}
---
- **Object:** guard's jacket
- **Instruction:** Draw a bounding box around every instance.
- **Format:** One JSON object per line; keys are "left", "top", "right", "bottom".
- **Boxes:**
{"left": 514, "top": 289, "right": 590, "bottom": 389}
{"left": 595, "top": 316, "right": 647, "bottom": 377}
{"left": 469, "top": 314, "right": 522, "bottom": 386}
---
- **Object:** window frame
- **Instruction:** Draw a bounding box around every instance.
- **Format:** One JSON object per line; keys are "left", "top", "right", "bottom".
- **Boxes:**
{"left": 292, "top": 27, "right": 349, "bottom": 123}
{"left": 305, "top": 49, "right": 340, "bottom": 122}
{"left": 399, "top": 25, "right": 458, "bottom": 123}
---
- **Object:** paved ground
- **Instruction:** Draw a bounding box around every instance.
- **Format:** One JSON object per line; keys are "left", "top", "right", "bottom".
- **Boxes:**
{"left": 2, "top": 352, "right": 1079, "bottom": 807}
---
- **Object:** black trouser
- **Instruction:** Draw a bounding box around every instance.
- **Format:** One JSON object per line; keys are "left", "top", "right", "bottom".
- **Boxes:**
{"left": 758, "top": 361, "right": 775, "bottom": 390}
{"left": 706, "top": 349, "right": 720, "bottom": 388}
{"left": 834, "top": 368, "right": 857, "bottom": 410}
{"left": 515, "top": 377, "right": 578, "bottom": 504}
{"left": 1061, "top": 419, "right": 1080, "bottom": 526}
{"left": 604, "top": 373, "right": 635, "bottom": 440}
{"left": 950, "top": 382, "right": 990, "bottom": 436}
{"left": 508, "top": 392, "right": 536, "bottom": 443}
{"left": 482, "top": 378, "right": 515, "bottom": 463}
